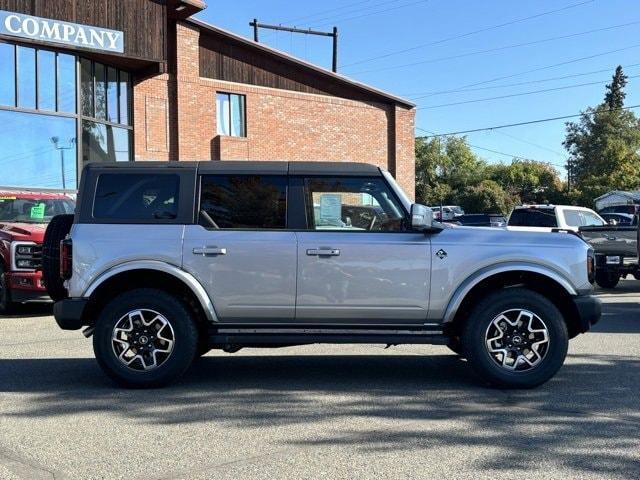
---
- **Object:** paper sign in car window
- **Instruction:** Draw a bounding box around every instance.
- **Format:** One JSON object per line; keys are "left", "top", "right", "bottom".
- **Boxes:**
{"left": 0, "top": 196, "right": 16, "bottom": 201}
{"left": 319, "top": 194, "right": 342, "bottom": 224}
{"left": 30, "top": 203, "right": 46, "bottom": 219}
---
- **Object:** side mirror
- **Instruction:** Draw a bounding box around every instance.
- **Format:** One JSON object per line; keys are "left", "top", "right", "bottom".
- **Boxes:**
{"left": 411, "top": 203, "right": 433, "bottom": 231}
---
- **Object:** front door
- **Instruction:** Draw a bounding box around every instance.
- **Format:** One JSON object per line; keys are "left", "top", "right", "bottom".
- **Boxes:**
{"left": 295, "top": 175, "right": 431, "bottom": 324}
{"left": 182, "top": 173, "right": 296, "bottom": 322}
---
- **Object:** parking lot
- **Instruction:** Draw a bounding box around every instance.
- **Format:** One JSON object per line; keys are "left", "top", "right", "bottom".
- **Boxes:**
{"left": 0, "top": 282, "right": 639, "bottom": 480}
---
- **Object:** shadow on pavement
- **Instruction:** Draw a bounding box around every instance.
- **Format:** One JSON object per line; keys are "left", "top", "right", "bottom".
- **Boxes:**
{"left": 0, "top": 303, "right": 53, "bottom": 320}
{"left": 593, "top": 302, "right": 640, "bottom": 333}
{"left": 0, "top": 352, "right": 638, "bottom": 477}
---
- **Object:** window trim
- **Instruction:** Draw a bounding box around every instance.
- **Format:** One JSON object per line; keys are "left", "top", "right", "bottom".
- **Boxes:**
{"left": 300, "top": 175, "right": 411, "bottom": 233}
{"left": 216, "top": 91, "right": 247, "bottom": 138}
{"left": 196, "top": 173, "right": 288, "bottom": 231}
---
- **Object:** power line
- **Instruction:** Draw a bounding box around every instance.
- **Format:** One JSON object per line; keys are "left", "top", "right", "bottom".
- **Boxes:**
{"left": 311, "top": 0, "right": 430, "bottom": 28}
{"left": 349, "top": 20, "right": 640, "bottom": 75}
{"left": 492, "top": 130, "right": 567, "bottom": 158}
{"left": 413, "top": 43, "right": 640, "bottom": 95}
{"left": 277, "top": 0, "right": 375, "bottom": 26}
{"left": 417, "top": 74, "right": 640, "bottom": 109}
{"left": 417, "top": 104, "right": 640, "bottom": 137}
{"left": 405, "top": 62, "right": 640, "bottom": 97}
{"left": 341, "top": 0, "right": 595, "bottom": 68}
{"left": 415, "top": 127, "right": 565, "bottom": 167}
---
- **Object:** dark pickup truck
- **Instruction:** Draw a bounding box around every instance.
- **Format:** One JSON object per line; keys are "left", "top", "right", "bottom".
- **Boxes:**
{"left": 579, "top": 223, "right": 639, "bottom": 288}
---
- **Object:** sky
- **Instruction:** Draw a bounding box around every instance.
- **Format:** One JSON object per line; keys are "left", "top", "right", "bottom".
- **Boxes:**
{"left": 196, "top": 0, "right": 640, "bottom": 176}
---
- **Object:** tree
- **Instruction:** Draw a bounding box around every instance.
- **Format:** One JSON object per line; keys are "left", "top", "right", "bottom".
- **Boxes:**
{"left": 415, "top": 136, "right": 485, "bottom": 206}
{"left": 564, "top": 66, "right": 640, "bottom": 206}
{"left": 458, "top": 179, "right": 518, "bottom": 214}
{"left": 487, "top": 160, "right": 564, "bottom": 204}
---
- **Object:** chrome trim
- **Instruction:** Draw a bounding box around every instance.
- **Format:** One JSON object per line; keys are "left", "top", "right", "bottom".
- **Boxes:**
{"left": 10, "top": 241, "right": 38, "bottom": 272}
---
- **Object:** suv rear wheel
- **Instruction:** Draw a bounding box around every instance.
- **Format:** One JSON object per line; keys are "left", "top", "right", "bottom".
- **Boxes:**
{"left": 595, "top": 271, "right": 619, "bottom": 289}
{"left": 93, "top": 288, "right": 199, "bottom": 388}
{"left": 461, "top": 288, "right": 568, "bottom": 388}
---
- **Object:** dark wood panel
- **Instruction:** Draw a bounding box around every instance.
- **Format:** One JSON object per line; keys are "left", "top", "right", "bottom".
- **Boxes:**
{"left": 0, "top": 0, "right": 166, "bottom": 62}
{"left": 199, "top": 31, "right": 389, "bottom": 104}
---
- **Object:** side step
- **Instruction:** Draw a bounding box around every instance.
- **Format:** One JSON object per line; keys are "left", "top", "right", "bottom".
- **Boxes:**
{"left": 209, "top": 327, "right": 449, "bottom": 346}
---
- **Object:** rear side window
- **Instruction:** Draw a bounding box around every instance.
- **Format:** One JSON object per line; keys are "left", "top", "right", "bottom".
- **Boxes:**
{"left": 199, "top": 175, "right": 287, "bottom": 229}
{"left": 563, "top": 210, "right": 582, "bottom": 227}
{"left": 93, "top": 174, "right": 180, "bottom": 220}
{"left": 508, "top": 208, "right": 557, "bottom": 227}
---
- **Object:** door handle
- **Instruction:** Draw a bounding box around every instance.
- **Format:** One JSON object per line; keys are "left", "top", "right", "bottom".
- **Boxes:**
{"left": 306, "top": 248, "right": 340, "bottom": 256}
{"left": 193, "top": 246, "right": 227, "bottom": 256}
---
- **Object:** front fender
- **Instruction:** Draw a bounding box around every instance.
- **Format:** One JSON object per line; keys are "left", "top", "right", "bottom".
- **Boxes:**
{"left": 441, "top": 262, "right": 578, "bottom": 324}
{"left": 83, "top": 260, "right": 218, "bottom": 322}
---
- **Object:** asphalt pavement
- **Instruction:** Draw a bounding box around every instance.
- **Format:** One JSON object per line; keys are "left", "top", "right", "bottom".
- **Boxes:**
{"left": 1, "top": 281, "right": 639, "bottom": 480}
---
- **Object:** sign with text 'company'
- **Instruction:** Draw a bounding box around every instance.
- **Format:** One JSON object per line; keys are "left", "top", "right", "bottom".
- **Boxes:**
{"left": 0, "top": 10, "right": 124, "bottom": 53}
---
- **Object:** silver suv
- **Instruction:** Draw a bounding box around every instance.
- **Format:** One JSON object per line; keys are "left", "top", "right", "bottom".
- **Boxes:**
{"left": 47, "top": 162, "right": 601, "bottom": 388}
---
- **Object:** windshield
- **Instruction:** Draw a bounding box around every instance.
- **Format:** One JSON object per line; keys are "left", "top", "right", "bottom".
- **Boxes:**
{"left": 0, "top": 196, "right": 75, "bottom": 224}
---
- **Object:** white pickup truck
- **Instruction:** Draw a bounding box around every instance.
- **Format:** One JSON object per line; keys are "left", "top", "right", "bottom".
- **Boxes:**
{"left": 508, "top": 205, "right": 606, "bottom": 233}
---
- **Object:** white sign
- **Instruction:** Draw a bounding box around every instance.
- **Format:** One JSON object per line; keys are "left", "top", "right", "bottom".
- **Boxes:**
{"left": 0, "top": 10, "right": 124, "bottom": 53}
{"left": 319, "top": 194, "right": 342, "bottom": 225}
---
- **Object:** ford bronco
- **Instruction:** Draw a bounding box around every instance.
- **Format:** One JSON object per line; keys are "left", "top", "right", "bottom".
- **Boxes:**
{"left": 46, "top": 162, "right": 600, "bottom": 388}
{"left": 0, "top": 190, "right": 75, "bottom": 313}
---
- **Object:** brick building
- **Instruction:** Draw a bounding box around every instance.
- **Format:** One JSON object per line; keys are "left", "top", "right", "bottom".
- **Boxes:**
{"left": 0, "top": 1, "right": 416, "bottom": 198}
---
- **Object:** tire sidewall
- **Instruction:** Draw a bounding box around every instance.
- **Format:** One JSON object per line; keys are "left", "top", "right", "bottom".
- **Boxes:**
{"left": 93, "top": 289, "right": 198, "bottom": 388}
{"left": 0, "top": 266, "right": 12, "bottom": 314}
{"left": 463, "top": 288, "right": 568, "bottom": 388}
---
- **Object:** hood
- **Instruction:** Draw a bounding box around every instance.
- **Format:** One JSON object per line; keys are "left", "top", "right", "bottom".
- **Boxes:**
{"left": 0, "top": 222, "right": 47, "bottom": 242}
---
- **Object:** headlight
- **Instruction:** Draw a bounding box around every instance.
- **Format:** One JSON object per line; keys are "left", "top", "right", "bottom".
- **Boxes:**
{"left": 16, "top": 245, "right": 34, "bottom": 255}
{"left": 11, "top": 242, "right": 42, "bottom": 271}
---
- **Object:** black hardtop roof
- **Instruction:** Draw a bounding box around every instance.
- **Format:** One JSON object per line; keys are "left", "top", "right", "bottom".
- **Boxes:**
{"left": 83, "top": 161, "right": 383, "bottom": 176}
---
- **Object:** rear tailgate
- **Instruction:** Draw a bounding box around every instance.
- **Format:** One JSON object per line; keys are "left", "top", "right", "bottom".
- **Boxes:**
{"left": 579, "top": 225, "right": 637, "bottom": 257}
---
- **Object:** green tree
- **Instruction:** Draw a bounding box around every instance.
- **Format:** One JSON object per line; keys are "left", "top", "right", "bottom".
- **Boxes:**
{"left": 564, "top": 66, "right": 640, "bottom": 205}
{"left": 487, "top": 160, "right": 565, "bottom": 204}
{"left": 457, "top": 179, "right": 519, "bottom": 214}
{"left": 415, "top": 136, "right": 485, "bottom": 205}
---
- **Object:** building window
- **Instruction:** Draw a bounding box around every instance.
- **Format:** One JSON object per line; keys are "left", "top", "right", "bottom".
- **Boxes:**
{"left": 0, "top": 41, "right": 133, "bottom": 191}
{"left": 216, "top": 92, "right": 246, "bottom": 137}
{"left": 80, "top": 59, "right": 132, "bottom": 167}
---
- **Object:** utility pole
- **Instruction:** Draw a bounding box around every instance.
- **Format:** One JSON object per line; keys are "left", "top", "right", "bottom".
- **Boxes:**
{"left": 51, "top": 137, "right": 76, "bottom": 191}
{"left": 249, "top": 19, "right": 339, "bottom": 73}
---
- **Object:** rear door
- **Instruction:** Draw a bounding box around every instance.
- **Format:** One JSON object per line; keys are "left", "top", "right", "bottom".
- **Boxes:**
{"left": 182, "top": 170, "right": 297, "bottom": 322}
{"left": 294, "top": 175, "right": 431, "bottom": 325}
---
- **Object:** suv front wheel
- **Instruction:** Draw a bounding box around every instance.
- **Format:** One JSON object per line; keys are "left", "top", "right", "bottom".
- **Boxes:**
{"left": 93, "top": 288, "right": 199, "bottom": 388}
{"left": 462, "top": 288, "right": 568, "bottom": 388}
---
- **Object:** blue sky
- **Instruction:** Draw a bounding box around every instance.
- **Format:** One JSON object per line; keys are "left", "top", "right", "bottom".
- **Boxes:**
{"left": 197, "top": 0, "right": 640, "bottom": 176}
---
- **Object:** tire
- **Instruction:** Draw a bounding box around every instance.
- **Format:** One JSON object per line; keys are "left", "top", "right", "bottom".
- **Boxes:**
{"left": 461, "top": 288, "right": 568, "bottom": 389}
{"left": 447, "top": 338, "right": 464, "bottom": 357}
{"left": 42, "top": 214, "right": 74, "bottom": 302}
{"left": 634, "top": 272, "right": 640, "bottom": 281}
{"left": 0, "top": 265, "right": 14, "bottom": 315}
{"left": 93, "top": 288, "right": 199, "bottom": 388}
{"left": 595, "top": 271, "right": 619, "bottom": 289}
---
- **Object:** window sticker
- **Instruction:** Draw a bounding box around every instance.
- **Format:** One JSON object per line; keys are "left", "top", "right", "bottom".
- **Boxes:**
{"left": 30, "top": 203, "right": 45, "bottom": 219}
{"left": 0, "top": 196, "right": 16, "bottom": 201}
{"left": 319, "top": 194, "right": 342, "bottom": 225}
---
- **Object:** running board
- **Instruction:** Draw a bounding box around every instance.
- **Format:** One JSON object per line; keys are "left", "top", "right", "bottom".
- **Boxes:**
{"left": 209, "top": 327, "right": 448, "bottom": 346}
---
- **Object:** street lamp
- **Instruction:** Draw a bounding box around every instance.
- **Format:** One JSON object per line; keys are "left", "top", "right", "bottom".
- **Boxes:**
{"left": 50, "top": 137, "right": 76, "bottom": 190}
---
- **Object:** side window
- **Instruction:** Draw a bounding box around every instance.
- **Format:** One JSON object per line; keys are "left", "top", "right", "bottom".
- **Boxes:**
{"left": 563, "top": 209, "right": 583, "bottom": 227}
{"left": 199, "top": 175, "right": 287, "bottom": 229}
{"left": 581, "top": 211, "right": 605, "bottom": 226}
{"left": 304, "top": 177, "right": 406, "bottom": 232}
{"left": 93, "top": 174, "right": 179, "bottom": 221}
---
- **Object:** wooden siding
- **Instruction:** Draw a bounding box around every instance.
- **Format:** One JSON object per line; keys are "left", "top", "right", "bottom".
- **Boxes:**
{"left": 199, "top": 31, "right": 392, "bottom": 105}
{"left": 0, "top": 0, "right": 167, "bottom": 63}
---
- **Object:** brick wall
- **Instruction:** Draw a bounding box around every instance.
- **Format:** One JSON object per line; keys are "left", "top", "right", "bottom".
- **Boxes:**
{"left": 133, "top": 21, "right": 416, "bottom": 199}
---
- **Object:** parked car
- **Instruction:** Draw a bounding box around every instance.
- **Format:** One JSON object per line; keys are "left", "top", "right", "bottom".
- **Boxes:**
{"left": 579, "top": 221, "right": 638, "bottom": 289}
{"left": 455, "top": 213, "right": 507, "bottom": 228}
{"left": 0, "top": 190, "right": 75, "bottom": 312}
{"left": 598, "top": 205, "right": 639, "bottom": 216}
{"left": 47, "top": 162, "right": 600, "bottom": 389}
{"left": 429, "top": 206, "right": 459, "bottom": 221}
{"left": 600, "top": 212, "right": 637, "bottom": 226}
{"left": 508, "top": 204, "right": 605, "bottom": 232}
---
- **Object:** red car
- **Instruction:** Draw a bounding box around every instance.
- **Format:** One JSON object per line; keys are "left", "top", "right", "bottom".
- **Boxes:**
{"left": 0, "top": 191, "right": 75, "bottom": 313}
